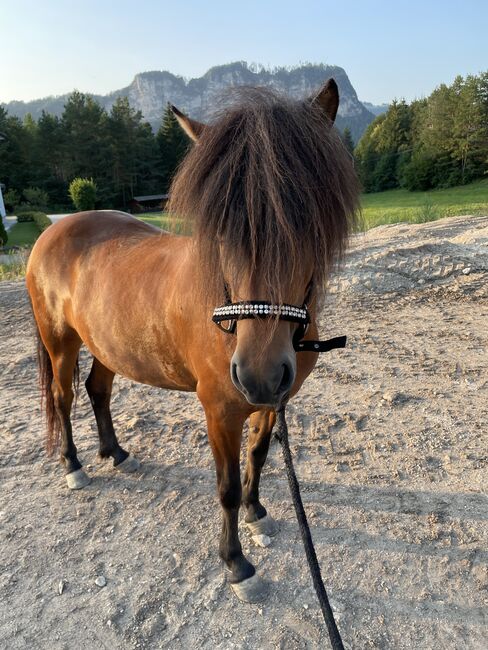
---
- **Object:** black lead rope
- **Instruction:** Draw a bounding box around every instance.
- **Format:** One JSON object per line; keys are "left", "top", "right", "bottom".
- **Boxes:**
{"left": 275, "top": 406, "right": 345, "bottom": 650}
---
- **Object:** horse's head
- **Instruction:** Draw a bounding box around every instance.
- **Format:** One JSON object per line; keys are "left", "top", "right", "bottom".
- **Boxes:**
{"left": 169, "top": 80, "right": 360, "bottom": 407}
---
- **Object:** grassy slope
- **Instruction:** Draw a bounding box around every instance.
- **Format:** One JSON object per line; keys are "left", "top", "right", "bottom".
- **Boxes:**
{"left": 361, "top": 178, "right": 488, "bottom": 229}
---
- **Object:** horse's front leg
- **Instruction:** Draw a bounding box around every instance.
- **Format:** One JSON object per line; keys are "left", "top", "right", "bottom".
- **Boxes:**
{"left": 203, "top": 405, "right": 267, "bottom": 603}
{"left": 242, "top": 409, "right": 279, "bottom": 537}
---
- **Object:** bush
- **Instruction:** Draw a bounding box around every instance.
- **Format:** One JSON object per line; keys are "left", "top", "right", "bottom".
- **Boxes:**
{"left": 3, "top": 189, "right": 20, "bottom": 213}
{"left": 33, "top": 212, "right": 52, "bottom": 232}
{"left": 416, "top": 198, "right": 439, "bottom": 223}
{"left": 69, "top": 177, "right": 97, "bottom": 211}
{"left": 16, "top": 211, "right": 51, "bottom": 232}
{"left": 23, "top": 187, "right": 49, "bottom": 211}
{"left": 0, "top": 219, "right": 8, "bottom": 246}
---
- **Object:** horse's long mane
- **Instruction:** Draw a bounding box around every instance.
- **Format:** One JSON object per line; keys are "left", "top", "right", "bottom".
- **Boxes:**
{"left": 169, "top": 86, "right": 360, "bottom": 305}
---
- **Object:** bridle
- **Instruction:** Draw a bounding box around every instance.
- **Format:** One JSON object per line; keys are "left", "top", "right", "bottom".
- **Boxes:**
{"left": 211, "top": 284, "right": 347, "bottom": 353}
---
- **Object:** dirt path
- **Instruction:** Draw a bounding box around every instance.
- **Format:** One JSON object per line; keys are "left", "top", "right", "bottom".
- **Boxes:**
{"left": 1, "top": 215, "right": 487, "bottom": 649}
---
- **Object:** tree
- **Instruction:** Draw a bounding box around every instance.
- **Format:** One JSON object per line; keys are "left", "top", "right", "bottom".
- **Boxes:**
{"left": 69, "top": 178, "right": 98, "bottom": 211}
{"left": 3, "top": 189, "right": 20, "bottom": 213}
{"left": 106, "top": 97, "right": 160, "bottom": 206}
{"left": 0, "top": 107, "right": 34, "bottom": 192}
{"left": 342, "top": 127, "right": 354, "bottom": 156}
{"left": 34, "top": 112, "right": 68, "bottom": 206}
{"left": 451, "top": 74, "right": 488, "bottom": 183}
{"left": 62, "top": 92, "right": 111, "bottom": 195}
{"left": 355, "top": 72, "right": 488, "bottom": 192}
{"left": 157, "top": 105, "right": 190, "bottom": 192}
{"left": 22, "top": 187, "right": 49, "bottom": 211}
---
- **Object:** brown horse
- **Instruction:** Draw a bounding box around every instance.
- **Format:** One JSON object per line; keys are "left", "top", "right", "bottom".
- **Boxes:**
{"left": 26, "top": 80, "right": 360, "bottom": 602}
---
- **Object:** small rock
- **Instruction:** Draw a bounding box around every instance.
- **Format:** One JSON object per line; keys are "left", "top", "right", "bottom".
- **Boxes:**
{"left": 462, "top": 267, "right": 471, "bottom": 275}
{"left": 58, "top": 579, "right": 65, "bottom": 595}
{"left": 252, "top": 534, "right": 271, "bottom": 548}
{"left": 95, "top": 575, "right": 107, "bottom": 588}
{"left": 303, "top": 603, "right": 309, "bottom": 610}
{"left": 106, "top": 620, "right": 112, "bottom": 627}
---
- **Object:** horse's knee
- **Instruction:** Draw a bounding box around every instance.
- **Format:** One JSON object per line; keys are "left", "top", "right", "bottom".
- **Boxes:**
{"left": 249, "top": 441, "right": 269, "bottom": 469}
{"left": 218, "top": 475, "right": 241, "bottom": 510}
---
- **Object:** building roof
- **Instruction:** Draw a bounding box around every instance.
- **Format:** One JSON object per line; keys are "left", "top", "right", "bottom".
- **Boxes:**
{"left": 132, "top": 194, "right": 169, "bottom": 202}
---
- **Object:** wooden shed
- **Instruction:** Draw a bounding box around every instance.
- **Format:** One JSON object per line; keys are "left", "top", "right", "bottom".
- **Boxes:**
{"left": 128, "top": 194, "right": 169, "bottom": 214}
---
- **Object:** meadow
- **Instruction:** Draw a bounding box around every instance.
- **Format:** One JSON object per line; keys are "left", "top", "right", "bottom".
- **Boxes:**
{"left": 1, "top": 179, "right": 487, "bottom": 280}
{"left": 5, "top": 221, "right": 41, "bottom": 247}
{"left": 361, "top": 178, "right": 488, "bottom": 228}
{"left": 139, "top": 179, "right": 488, "bottom": 231}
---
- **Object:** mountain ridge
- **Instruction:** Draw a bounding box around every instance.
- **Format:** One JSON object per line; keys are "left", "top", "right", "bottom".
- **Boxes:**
{"left": 2, "top": 62, "right": 376, "bottom": 141}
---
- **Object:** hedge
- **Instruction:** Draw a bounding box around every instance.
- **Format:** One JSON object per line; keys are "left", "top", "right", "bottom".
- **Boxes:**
{"left": 16, "top": 211, "right": 52, "bottom": 232}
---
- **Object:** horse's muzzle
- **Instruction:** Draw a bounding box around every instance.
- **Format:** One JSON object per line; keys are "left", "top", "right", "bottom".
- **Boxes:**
{"left": 230, "top": 355, "right": 296, "bottom": 407}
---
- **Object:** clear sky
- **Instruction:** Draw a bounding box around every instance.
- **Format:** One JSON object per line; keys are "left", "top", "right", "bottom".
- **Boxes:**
{"left": 2, "top": 0, "right": 487, "bottom": 105}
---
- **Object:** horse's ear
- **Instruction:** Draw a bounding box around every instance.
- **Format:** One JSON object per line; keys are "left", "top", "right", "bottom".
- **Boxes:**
{"left": 310, "top": 78, "right": 339, "bottom": 124}
{"left": 170, "top": 104, "right": 206, "bottom": 142}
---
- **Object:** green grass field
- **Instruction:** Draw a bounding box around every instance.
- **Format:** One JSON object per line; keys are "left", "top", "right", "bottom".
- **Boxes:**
{"left": 138, "top": 179, "right": 488, "bottom": 233}
{"left": 137, "top": 212, "right": 186, "bottom": 233}
{"left": 361, "top": 178, "right": 488, "bottom": 229}
{"left": 6, "top": 221, "right": 41, "bottom": 247}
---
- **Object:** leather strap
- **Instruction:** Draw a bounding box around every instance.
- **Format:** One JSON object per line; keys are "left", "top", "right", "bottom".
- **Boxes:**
{"left": 294, "top": 335, "right": 347, "bottom": 353}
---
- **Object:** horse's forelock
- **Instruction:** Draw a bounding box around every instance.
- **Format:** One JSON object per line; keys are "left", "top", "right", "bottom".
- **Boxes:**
{"left": 168, "top": 86, "right": 361, "bottom": 307}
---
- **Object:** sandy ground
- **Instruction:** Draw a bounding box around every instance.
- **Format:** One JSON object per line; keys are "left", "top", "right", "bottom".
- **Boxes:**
{"left": 0, "top": 214, "right": 487, "bottom": 649}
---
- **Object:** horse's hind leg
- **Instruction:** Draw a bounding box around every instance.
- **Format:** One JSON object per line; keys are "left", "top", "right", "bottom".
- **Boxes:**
{"left": 85, "top": 357, "right": 140, "bottom": 472}
{"left": 49, "top": 335, "right": 91, "bottom": 490}
{"left": 242, "top": 409, "right": 279, "bottom": 536}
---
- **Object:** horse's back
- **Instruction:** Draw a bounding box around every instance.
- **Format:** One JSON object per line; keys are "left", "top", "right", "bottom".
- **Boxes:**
{"left": 30, "top": 210, "right": 160, "bottom": 260}
{"left": 27, "top": 210, "right": 171, "bottom": 289}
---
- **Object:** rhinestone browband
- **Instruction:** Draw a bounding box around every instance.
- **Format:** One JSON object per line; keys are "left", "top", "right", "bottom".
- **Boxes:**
{"left": 212, "top": 300, "right": 310, "bottom": 325}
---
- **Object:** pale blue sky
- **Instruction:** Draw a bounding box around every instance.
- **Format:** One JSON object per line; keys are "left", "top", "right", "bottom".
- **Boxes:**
{"left": 2, "top": 0, "right": 487, "bottom": 104}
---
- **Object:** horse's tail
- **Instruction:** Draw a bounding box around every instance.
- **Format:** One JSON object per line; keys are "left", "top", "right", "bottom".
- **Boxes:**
{"left": 34, "top": 323, "right": 81, "bottom": 455}
{"left": 35, "top": 325, "right": 58, "bottom": 454}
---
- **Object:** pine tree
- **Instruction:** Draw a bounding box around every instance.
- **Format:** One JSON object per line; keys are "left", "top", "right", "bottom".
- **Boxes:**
{"left": 61, "top": 91, "right": 110, "bottom": 192}
{"left": 157, "top": 106, "right": 190, "bottom": 193}
{"left": 107, "top": 97, "right": 159, "bottom": 206}
{"left": 342, "top": 127, "right": 354, "bottom": 155}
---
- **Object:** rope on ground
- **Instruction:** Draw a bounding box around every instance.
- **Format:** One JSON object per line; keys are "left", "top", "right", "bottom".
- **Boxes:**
{"left": 275, "top": 407, "right": 345, "bottom": 650}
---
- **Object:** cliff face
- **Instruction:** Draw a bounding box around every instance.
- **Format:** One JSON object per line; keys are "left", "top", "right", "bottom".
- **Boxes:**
{"left": 3, "top": 62, "right": 375, "bottom": 142}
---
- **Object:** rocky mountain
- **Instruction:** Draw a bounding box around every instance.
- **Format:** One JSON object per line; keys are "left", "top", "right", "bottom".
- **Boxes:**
{"left": 363, "top": 101, "right": 389, "bottom": 116}
{"left": 2, "top": 62, "right": 376, "bottom": 142}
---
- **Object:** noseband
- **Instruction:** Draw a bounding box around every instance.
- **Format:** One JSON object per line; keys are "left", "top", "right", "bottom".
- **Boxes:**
{"left": 212, "top": 289, "right": 346, "bottom": 354}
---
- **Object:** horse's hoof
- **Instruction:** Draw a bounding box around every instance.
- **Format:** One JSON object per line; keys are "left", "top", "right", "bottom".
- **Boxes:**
{"left": 246, "top": 514, "right": 279, "bottom": 537}
{"left": 66, "top": 468, "right": 91, "bottom": 490}
{"left": 230, "top": 573, "right": 268, "bottom": 603}
{"left": 114, "top": 454, "right": 140, "bottom": 473}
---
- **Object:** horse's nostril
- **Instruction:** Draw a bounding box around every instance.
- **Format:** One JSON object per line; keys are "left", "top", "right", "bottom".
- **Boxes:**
{"left": 231, "top": 362, "right": 241, "bottom": 389}
{"left": 277, "top": 362, "right": 294, "bottom": 394}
